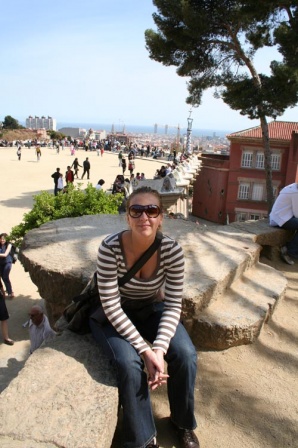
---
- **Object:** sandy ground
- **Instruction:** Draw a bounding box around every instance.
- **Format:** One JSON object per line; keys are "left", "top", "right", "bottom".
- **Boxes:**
{"left": 0, "top": 146, "right": 297, "bottom": 448}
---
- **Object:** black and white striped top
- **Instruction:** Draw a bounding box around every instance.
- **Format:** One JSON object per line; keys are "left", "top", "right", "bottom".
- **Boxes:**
{"left": 96, "top": 231, "right": 184, "bottom": 354}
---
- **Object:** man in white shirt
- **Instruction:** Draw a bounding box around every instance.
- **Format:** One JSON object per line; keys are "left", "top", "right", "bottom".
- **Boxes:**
{"left": 269, "top": 183, "right": 298, "bottom": 265}
{"left": 29, "top": 305, "right": 56, "bottom": 354}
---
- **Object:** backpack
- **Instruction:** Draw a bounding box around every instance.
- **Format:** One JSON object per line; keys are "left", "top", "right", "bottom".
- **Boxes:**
{"left": 10, "top": 244, "right": 19, "bottom": 263}
{"left": 63, "top": 272, "right": 99, "bottom": 334}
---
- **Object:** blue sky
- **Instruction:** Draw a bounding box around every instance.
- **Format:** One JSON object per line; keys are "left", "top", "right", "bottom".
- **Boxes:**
{"left": 1, "top": 0, "right": 297, "bottom": 132}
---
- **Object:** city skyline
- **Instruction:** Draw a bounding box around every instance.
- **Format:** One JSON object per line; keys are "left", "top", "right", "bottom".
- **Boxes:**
{"left": 1, "top": 0, "right": 297, "bottom": 133}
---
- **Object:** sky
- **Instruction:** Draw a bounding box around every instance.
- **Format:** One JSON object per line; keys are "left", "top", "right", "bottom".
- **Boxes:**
{"left": 1, "top": 0, "right": 297, "bottom": 133}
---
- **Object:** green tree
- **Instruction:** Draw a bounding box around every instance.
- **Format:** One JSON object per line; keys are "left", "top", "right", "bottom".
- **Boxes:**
{"left": 2, "top": 115, "right": 23, "bottom": 129}
{"left": 47, "top": 130, "right": 66, "bottom": 140}
{"left": 145, "top": 0, "right": 298, "bottom": 212}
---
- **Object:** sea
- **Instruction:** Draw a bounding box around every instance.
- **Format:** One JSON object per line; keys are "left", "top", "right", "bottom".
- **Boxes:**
{"left": 56, "top": 121, "right": 231, "bottom": 138}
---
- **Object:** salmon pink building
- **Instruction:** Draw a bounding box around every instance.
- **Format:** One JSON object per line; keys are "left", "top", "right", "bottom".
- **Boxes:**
{"left": 192, "top": 121, "right": 298, "bottom": 224}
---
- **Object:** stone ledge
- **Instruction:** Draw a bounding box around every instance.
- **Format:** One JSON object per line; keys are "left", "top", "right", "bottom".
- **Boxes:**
{"left": 230, "top": 218, "right": 294, "bottom": 247}
{"left": 0, "top": 331, "right": 118, "bottom": 448}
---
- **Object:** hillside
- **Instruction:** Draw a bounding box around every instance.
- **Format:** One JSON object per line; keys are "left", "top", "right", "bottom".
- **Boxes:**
{"left": 0, "top": 129, "right": 47, "bottom": 142}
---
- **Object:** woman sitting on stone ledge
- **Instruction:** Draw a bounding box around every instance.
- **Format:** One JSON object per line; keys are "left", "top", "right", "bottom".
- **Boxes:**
{"left": 90, "top": 186, "right": 200, "bottom": 448}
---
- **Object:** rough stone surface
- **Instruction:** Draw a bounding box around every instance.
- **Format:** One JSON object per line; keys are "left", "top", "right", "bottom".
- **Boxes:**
{"left": 191, "top": 262, "right": 287, "bottom": 350}
{"left": 19, "top": 215, "right": 287, "bottom": 350}
{"left": 230, "top": 218, "right": 294, "bottom": 247}
{"left": 1, "top": 215, "right": 289, "bottom": 447}
{"left": 0, "top": 331, "right": 118, "bottom": 448}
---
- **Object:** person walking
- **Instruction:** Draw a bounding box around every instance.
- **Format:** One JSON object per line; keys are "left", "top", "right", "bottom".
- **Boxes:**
{"left": 0, "top": 233, "right": 14, "bottom": 298}
{"left": 51, "top": 168, "right": 61, "bottom": 196}
{"left": 65, "top": 166, "right": 74, "bottom": 184}
{"left": 90, "top": 186, "right": 199, "bottom": 448}
{"left": 81, "top": 157, "right": 91, "bottom": 180}
{"left": 17, "top": 146, "right": 21, "bottom": 161}
{"left": 71, "top": 158, "right": 82, "bottom": 179}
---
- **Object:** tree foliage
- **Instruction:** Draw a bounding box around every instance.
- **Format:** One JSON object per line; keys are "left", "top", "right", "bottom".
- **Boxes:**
{"left": 145, "top": 0, "right": 298, "bottom": 212}
{"left": 47, "top": 130, "right": 66, "bottom": 140}
{"left": 8, "top": 184, "right": 123, "bottom": 246}
{"left": 145, "top": 0, "right": 298, "bottom": 118}
{"left": 2, "top": 115, "right": 24, "bottom": 129}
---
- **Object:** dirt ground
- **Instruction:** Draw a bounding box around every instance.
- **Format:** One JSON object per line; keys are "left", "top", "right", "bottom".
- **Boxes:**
{"left": 0, "top": 146, "right": 297, "bottom": 448}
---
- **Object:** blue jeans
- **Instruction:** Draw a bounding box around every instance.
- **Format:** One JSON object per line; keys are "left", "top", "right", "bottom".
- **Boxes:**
{"left": 0, "top": 262, "right": 12, "bottom": 294}
{"left": 281, "top": 217, "right": 298, "bottom": 258}
{"left": 90, "top": 302, "right": 197, "bottom": 448}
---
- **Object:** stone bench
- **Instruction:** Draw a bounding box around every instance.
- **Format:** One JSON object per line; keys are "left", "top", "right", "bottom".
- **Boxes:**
{"left": 229, "top": 219, "right": 295, "bottom": 260}
{"left": 0, "top": 215, "right": 287, "bottom": 446}
{"left": 0, "top": 331, "right": 118, "bottom": 448}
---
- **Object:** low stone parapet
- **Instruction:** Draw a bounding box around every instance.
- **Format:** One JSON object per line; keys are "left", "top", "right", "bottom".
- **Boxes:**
{"left": 0, "top": 215, "right": 289, "bottom": 446}
{"left": 229, "top": 219, "right": 294, "bottom": 260}
{"left": 0, "top": 331, "right": 118, "bottom": 448}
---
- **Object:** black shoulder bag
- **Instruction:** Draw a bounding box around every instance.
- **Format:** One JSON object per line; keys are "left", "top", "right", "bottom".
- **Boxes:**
{"left": 62, "top": 232, "right": 163, "bottom": 334}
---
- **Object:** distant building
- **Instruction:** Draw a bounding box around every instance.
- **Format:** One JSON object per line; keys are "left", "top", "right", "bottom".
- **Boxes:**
{"left": 58, "top": 127, "right": 106, "bottom": 140}
{"left": 26, "top": 116, "right": 56, "bottom": 131}
{"left": 58, "top": 127, "right": 87, "bottom": 138}
{"left": 192, "top": 121, "right": 298, "bottom": 224}
{"left": 107, "top": 132, "right": 131, "bottom": 145}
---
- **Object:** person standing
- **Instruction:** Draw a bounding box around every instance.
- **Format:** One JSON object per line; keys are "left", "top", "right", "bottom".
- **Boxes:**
{"left": 57, "top": 173, "right": 64, "bottom": 193}
{"left": 17, "top": 146, "right": 21, "bottom": 161}
{"left": 51, "top": 168, "right": 61, "bottom": 196}
{"left": 28, "top": 305, "right": 56, "bottom": 354}
{"left": 270, "top": 182, "right": 298, "bottom": 265}
{"left": 90, "top": 186, "right": 199, "bottom": 448}
{"left": 0, "top": 290, "right": 14, "bottom": 345}
{"left": 81, "top": 157, "right": 91, "bottom": 180}
{"left": 118, "top": 150, "right": 123, "bottom": 167}
{"left": 36, "top": 146, "right": 41, "bottom": 161}
{"left": 0, "top": 233, "right": 14, "bottom": 298}
{"left": 71, "top": 158, "right": 82, "bottom": 179}
{"left": 65, "top": 166, "right": 74, "bottom": 184}
{"left": 128, "top": 158, "right": 135, "bottom": 175}
{"left": 121, "top": 157, "right": 127, "bottom": 175}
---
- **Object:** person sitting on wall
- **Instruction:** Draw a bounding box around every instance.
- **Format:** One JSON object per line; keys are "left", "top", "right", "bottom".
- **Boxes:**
{"left": 269, "top": 182, "right": 298, "bottom": 265}
{"left": 28, "top": 305, "right": 56, "bottom": 354}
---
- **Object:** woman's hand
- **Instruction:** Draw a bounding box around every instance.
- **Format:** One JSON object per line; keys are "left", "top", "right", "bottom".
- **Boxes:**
{"left": 142, "top": 348, "right": 169, "bottom": 391}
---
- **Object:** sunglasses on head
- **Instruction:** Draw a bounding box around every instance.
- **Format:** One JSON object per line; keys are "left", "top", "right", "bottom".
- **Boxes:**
{"left": 128, "top": 204, "right": 161, "bottom": 218}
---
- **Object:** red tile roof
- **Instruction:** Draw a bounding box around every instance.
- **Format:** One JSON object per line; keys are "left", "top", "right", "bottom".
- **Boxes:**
{"left": 227, "top": 121, "right": 298, "bottom": 141}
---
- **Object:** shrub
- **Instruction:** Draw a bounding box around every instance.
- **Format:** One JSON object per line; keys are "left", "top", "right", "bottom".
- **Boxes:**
{"left": 8, "top": 183, "right": 123, "bottom": 246}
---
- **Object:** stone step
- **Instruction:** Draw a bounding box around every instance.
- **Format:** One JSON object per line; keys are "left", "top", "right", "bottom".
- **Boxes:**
{"left": 190, "top": 262, "right": 287, "bottom": 350}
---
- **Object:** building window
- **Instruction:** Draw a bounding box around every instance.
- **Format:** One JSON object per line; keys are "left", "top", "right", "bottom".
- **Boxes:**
{"left": 256, "top": 152, "right": 265, "bottom": 169}
{"left": 271, "top": 153, "right": 281, "bottom": 171}
{"left": 238, "top": 183, "right": 250, "bottom": 199}
{"left": 236, "top": 212, "right": 247, "bottom": 222}
{"left": 241, "top": 151, "right": 253, "bottom": 168}
{"left": 250, "top": 214, "right": 260, "bottom": 220}
{"left": 252, "top": 183, "right": 264, "bottom": 201}
{"left": 241, "top": 149, "right": 281, "bottom": 171}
